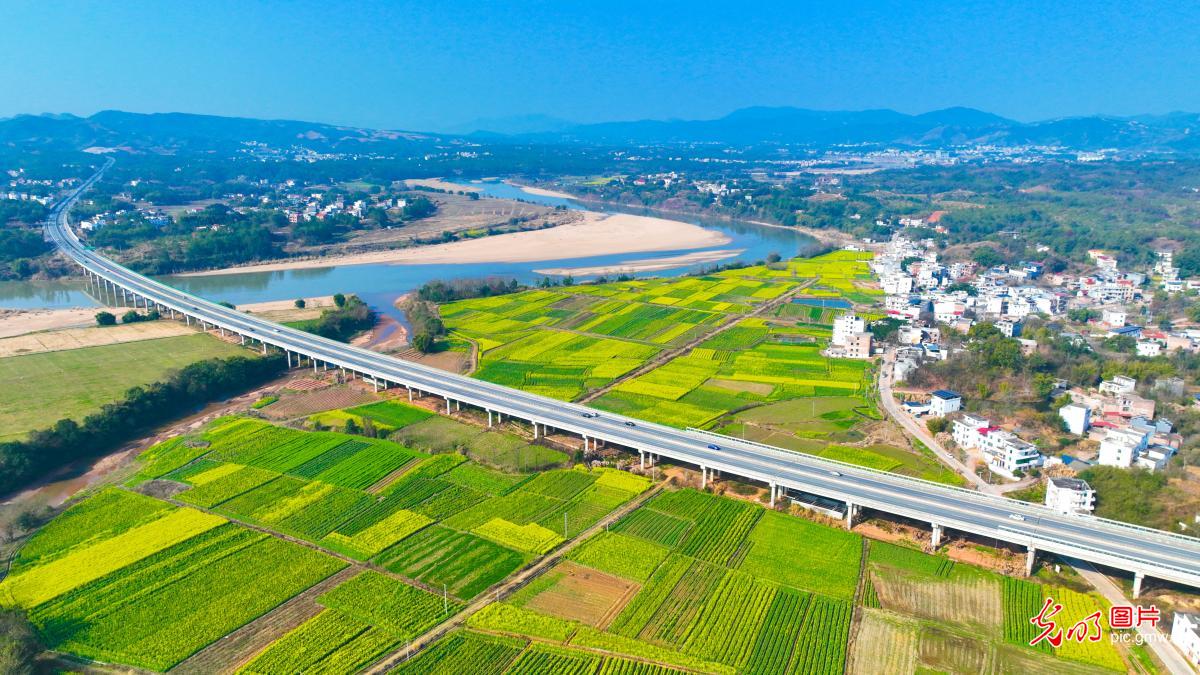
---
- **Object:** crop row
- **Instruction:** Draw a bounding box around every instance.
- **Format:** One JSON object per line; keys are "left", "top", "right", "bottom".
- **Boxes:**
{"left": 612, "top": 508, "right": 692, "bottom": 548}
{"left": 787, "top": 596, "right": 851, "bottom": 675}
{"left": 378, "top": 525, "right": 527, "bottom": 600}
{"left": 681, "top": 569, "right": 775, "bottom": 668}
{"left": 319, "top": 571, "right": 459, "bottom": 640}
{"left": 505, "top": 646, "right": 599, "bottom": 675}
{"left": 677, "top": 497, "right": 761, "bottom": 565}
{"left": 742, "top": 588, "right": 811, "bottom": 674}
{"left": 30, "top": 524, "right": 343, "bottom": 672}
{"left": 393, "top": 630, "right": 525, "bottom": 674}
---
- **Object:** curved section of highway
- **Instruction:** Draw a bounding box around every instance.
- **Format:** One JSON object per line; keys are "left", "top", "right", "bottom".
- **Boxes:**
{"left": 48, "top": 162, "right": 1200, "bottom": 592}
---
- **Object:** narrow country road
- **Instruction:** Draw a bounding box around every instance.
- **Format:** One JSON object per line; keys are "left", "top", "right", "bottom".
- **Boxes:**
{"left": 877, "top": 348, "right": 996, "bottom": 494}
{"left": 1068, "top": 559, "right": 1195, "bottom": 674}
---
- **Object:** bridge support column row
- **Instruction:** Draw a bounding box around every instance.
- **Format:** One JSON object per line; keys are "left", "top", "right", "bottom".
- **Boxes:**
{"left": 931, "top": 523, "right": 943, "bottom": 549}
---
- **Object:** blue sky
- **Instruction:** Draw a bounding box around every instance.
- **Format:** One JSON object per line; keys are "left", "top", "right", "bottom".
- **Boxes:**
{"left": 2, "top": 1, "right": 1197, "bottom": 131}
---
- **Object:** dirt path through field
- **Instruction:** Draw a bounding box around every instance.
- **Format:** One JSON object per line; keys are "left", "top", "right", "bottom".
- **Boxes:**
{"left": 574, "top": 277, "right": 814, "bottom": 404}
{"left": 364, "top": 483, "right": 664, "bottom": 673}
{"left": 170, "top": 566, "right": 360, "bottom": 675}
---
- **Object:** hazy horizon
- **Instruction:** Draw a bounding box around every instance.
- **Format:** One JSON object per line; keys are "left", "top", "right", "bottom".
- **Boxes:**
{"left": 3, "top": 1, "right": 1198, "bottom": 132}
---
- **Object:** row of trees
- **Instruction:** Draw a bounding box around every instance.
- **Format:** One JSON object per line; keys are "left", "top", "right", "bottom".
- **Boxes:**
{"left": 0, "top": 354, "right": 285, "bottom": 497}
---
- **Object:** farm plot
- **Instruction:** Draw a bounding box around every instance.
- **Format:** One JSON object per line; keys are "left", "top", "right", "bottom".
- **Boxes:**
{"left": 244, "top": 571, "right": 456, "bottom": 674}
{"left": 239, "top": 608, "right": 401, "bottom": 675}
{"left": 506, "top": 644, "right": 601, "bottom": 675}
{"left": 377, "top": 525, "right": 527, "bottom": 600}
{"left": 737, "top": 510, "right": 862, "bottom": 600}
{"left": 19, "top": 522, "right": 344, "bottom": 672}
{"left": 568, "top": 531, "right": 670, "bottom": 583}
{"left": 847, "top": 609, "right": 919, "bottom": 675}
{"left": 787, "top": 595, "right": 853, "bottom": 675}
{"left": 8, "top": 488, "right": 172, "bottom": 574}
{"left": 742, "top": 588, "right": 812, "bottom": 675}
{"left": 680, "top": 568, "right": 776, "bottom": 669}
{"left": 871, "top": 569, "right": 1003, "bottom": 632}
{"left": 523, "top": 562, "right": 640, "bottom": 628}
{"left": 344, "top": 399, "right": 433, "bottom": 428}
{"left": 392, "top": 630, "right": 525, "bottom": 675}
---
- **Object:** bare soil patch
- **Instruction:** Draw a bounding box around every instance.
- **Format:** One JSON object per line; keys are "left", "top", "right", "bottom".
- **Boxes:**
{"left": 264, "top": 385, "right": 378, "bottom": 419}
{"left": 525, "top": 561, "right": 639, "bottom": 627}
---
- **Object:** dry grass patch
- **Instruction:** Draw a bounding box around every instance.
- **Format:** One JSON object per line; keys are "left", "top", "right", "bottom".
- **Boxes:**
{"left": 0, "top": 321, "right": 195, "bottom": 357}
{"left": 871, "top": 570, "right": 1002, "bottom": 632}
{"left": 847, "top": 609, "right": 917, "bottom": 675}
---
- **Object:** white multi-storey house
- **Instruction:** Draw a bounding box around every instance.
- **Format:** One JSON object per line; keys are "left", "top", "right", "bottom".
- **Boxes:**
{"left": 952, "top": 415, "right": 1045, "bottom": 478}
{"left": 1044, "top": 477, "right": 1096, "bottom": 514}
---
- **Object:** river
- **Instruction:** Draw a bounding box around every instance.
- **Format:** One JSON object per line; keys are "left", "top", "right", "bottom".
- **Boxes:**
{"left": 0, "top": 181, "right": 821, "bottom": 318}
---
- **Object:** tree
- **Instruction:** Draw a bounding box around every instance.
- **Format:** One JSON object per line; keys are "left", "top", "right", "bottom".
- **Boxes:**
{"left": 926, "top": 417, "right": 948, "bottom": 435}
{"left": 972, "top": 246, "right": 1004, "bottom": 268}
{"left": 94, "top": 311, "right": 116, "bottom": 326}
{"left": 412, "top": 332, "right": 435, "bottom": 353}
{"left": 344, "top": 417, "right": 360, "bottom": 435}
{"left": 121, "top": 310, "right": 144, "bottom": 324}
{"left": 766, "top": 252, "right": 782, "bottom": 264}
{"left": 294, "top": 298, "right": 306, "bottom": 309}
{"left": 333, "top": 293, "right": 346, "bottom": 308}
{"left": 0, "top": 609, "right": 39, "bottom": 675}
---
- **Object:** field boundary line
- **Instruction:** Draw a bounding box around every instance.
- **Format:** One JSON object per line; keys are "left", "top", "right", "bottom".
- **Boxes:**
{"left": 364, "top": 481, "right": 664, "bottom": 673}
{"left": 574, "top": 278, "right": 814, "bottom": 404}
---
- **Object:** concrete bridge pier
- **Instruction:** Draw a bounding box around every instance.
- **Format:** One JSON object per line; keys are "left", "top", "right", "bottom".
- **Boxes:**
{"left": 533, "top": 422, "right": 540, "bottom": 439}
{"left": 845, "top": 502, "right": 858, "bottom": 529}
{"left": 701, "top": 465, "right": 708, "bottom": 489}
{"left": 1133, "top": 572, "right": 1145, "bottom": 599}
{"left": 487, "top": 410, "right": 493, "bottom": 428}
{"left": 769, "top": 482, "right": 778, "bottom": 508}
{"left": 931, "top": 523, "right": 944, "bottom": 549}
{"left": 1025, "top": 547, "right": 1037, "bottom": 576}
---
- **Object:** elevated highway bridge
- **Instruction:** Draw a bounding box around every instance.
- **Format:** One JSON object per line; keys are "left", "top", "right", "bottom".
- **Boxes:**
{"left": 48, "top": 161, "right": 1200, "bottom": 597}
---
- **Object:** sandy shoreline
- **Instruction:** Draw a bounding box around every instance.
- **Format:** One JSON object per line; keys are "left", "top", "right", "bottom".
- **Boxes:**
{"left": 178, "top": 212, "right": 732, "bottom": 277}
{"left": 503, "top": 180, "right": 576, "bottom": 200}
{"left": 534, "top": 248, "right": 745, "bottom": 276}
{"left": 0, "top": 307, "right": 122, "bottom": 339}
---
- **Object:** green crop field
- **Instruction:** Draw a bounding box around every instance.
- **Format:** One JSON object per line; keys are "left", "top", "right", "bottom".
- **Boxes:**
{"left": 0, "top": 333, "right": 247, "bottom": 441}
{"left": 0, "top": 491, "right": 344, "bottom": 671}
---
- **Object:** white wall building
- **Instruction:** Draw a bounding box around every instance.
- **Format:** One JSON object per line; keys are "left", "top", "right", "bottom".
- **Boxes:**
{"left": 929, "top": 390, "right": 962, "bottom": 417}
{"left": 1058, "top": 403, "right": 1091, "bottom": 435}
{"left": 1171, "top": 612, "right": 1200, "bottom": 669}
{"left": 1044, "top": 477, "right": 1096, "bottom": 514}
{"left": 1135, "top": 340, "right": 1162, "bottom": 358}
{"left": 1099, "top": 376, "right": 1137, "bottom": 396}
{"left": 952, "top": 415, "right": 1045, "bottom": 478}
{"left": 1098, "top": 428, "right": 1151, "bottom": 468}
{"left": 832, "top": 313, "right": 865, "bottom": 347}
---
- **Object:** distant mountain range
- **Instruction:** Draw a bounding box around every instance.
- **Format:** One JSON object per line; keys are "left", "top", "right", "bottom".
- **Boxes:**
{"left": 493, "top": 106, "right": 1200, "bottom": 151}
{"left": 0, "top": 110, "right": 442, "bottom": 154}
{"left": 4, "top": 107, "right": 1200, "bottom": 154}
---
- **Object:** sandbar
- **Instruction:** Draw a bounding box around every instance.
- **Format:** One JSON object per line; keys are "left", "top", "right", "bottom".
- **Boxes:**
{"left": 178, "top": 212, "right": 731, "bottom": 277}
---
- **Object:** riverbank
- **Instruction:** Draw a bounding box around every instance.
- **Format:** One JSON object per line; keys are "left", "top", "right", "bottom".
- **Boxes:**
{"left": 534, "top": 248, "right": 745, "bottom": 276}
{"left": 177, "top": 211, "right": 732, "bottom": 277}
{"left": 0, "top": 307, "right": 119, "bottom": 338}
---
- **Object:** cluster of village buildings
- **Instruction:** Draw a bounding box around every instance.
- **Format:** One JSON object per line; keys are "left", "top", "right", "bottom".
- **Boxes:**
{"left": 838, "top": 232, "right": 1197, "bottom": 519}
